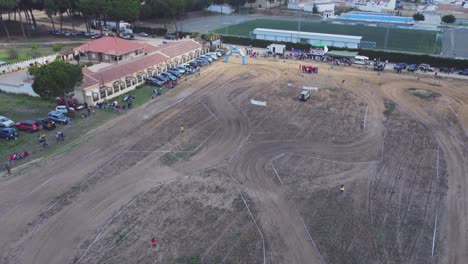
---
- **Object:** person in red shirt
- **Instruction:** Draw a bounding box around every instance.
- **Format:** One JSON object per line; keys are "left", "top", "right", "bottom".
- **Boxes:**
{"left": 150, "top": 237, "right": 157, "bottom": 248}
{"left": 9, "top": 154, "right": 14, "bottom": 166}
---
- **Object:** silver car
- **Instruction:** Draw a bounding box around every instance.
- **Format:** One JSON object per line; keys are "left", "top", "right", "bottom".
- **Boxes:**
{"left": 0, "top": 116, "right": 14, "bottom": 128}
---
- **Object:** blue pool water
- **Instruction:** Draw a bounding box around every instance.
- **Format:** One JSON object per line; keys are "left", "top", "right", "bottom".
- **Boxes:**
{"left": 341, "top": 13, "right": 413, "bottom": 24}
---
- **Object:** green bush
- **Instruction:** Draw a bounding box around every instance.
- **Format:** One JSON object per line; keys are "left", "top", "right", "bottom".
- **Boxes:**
{"left": 52, "top": 43, "right": 64, "bottom": 52}
{"left": 220, "top": 35, "right": 468, "bottom": 69}
{"left": 7, "top": 48, "right": 18, "bottom": 61}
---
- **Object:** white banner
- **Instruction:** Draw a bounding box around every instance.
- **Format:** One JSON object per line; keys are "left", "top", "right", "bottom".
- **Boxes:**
{"left": 250, "top": 99, "right": 267, "bottom": 106}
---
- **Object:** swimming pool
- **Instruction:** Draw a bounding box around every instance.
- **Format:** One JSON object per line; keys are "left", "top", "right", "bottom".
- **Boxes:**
{"left": 341, "top": 13, "right": 413, "bottom": 24}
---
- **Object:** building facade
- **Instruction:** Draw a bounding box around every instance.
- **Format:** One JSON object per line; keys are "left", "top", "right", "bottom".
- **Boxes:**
{"left": 253, "top": 28, "right": 362, "bottom": 48}
{"left": 76, "top": 39, "right": 207, "bottom": 106}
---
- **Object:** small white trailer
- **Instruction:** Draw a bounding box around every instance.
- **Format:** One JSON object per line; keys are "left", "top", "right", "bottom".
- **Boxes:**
{"left": 266, "top": 44, "right": 286, "bottom": 55}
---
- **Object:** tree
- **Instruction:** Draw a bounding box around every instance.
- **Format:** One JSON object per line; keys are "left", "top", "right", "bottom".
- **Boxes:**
{"left": 246, "top": 0, "right": 255, "bottom": 9}
{"left": 312, "top": 3, "right": 318, "bottom": 14}
{"left": 441, "top": 14, "right": 456, "bottom": 24}
{"left": 44, "top": 0, "right": 57, "bottom": 30}
{"left": 413, "top": 12, "right": 425, "bottom": 22}
{"left": 31, "top": 60, "right": 83, "bottom": 100}
{"left": 0, "top": 0, "right": 16, "bottom": 41}
{"left": 105, "top": 0, "right": 140, "bottom": 36}
{"left": 267, "top": 0, "right": 274, "bottom": 13}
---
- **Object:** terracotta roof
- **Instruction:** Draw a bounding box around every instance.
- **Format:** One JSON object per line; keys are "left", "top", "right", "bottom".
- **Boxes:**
{"left": 157, "top": 40, "right": 201, "bottom": 58}
{"left": 74, "top": 37, "right": 157, "bottom": 56}
{"left": 81, "top": 39, "right": 202, "bottom": 89}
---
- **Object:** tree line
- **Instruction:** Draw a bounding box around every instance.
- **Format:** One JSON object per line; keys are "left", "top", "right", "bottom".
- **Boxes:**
{"left": 0, "top": 0, "right": 282, "bottom": 41}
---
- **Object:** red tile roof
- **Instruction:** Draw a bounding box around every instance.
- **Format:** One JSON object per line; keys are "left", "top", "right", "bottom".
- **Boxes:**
{"left": 157, "top": 40, "right": 202, "bottom": 58}
{"left": 74, "top": 37, "right": 157, "bottom": 56}
{"left": 82, "top": 39, "right": 202, "bottom": 88}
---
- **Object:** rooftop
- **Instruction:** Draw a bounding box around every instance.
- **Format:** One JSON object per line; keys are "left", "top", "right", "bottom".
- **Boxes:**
{"left": 81, "top": 39, "right": 202, "bottom": 88}
{"left": 253, "top": 28, "right": 363, "bottom": 40}
{"left": 74, "top": 37, "right": 158, "bottom": 56}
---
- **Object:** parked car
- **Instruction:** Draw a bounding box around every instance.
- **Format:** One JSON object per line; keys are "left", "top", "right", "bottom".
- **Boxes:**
{"left": 155, "top": 74, "right": 170, "bottom": 83}
{"left": 215, "top": 49, "right": 225, "bottom": 56}
{"left": 458, "top": 69, "right": 468, "bottom": 76}
{"left": 206, "top": 53, "right": 218, "bottom": 60}
{"left": 0, "top": 116, "right": 15, "bottom": 128}
{"left": 0, "top": 128, "right": 18, "bottom": 140}
{"left": 161, "top": 72, "right": 177, "bottom": 81}
{"left": 200, "top": 55, "right": 213, "bottom": 62}
{"left": 146, "top": 77, "right": 164, "bottom": 87}
{"left": 172, "top": 66, "right": 186, "bottom": 74}
{"left": 56, "top": 97, "right": 84, "bottom": 110}
{"left": 298, "top": 90, "right": 311, "bottom": 101}
{"left": 48, "top": 111, "right": 69, "bottom": 124}
{"left": 55, "top": 105, "right": 75, "bottom": 114}
{"left": 139, "top": 32, "right": 149, "bottom": 37}
{"left": 189, "top": 61, "right": 202, "bottom": 68}
{"left": 195, "top": 59, "right": 208, "bottom": 66}
{"left": 394, "top": 62, "right": 407, "bottom": 70}
{"left": 35, "top": 118, "right": 56, "bottom": 130}
{"left": 164, "top": 33, "right": 176, "bottom": 40}
{"left": 407, "top": 64, "right": 418, "bottom": 72}
{"left": 167, "top": 70, "right": 181, "bottom": 78}
{"left": 15, "top": 120, "right": 40, "bottom": 133}
{"left": 419, "top": 64, "right": 434, "bottom": 72}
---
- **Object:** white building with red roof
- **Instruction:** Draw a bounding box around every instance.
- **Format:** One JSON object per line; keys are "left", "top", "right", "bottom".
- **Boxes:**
{"left": 74, "top": 37, "right": 159, "bottom": 64}
{"left": 75, "top": 38, "right": 207, "bottom": 106}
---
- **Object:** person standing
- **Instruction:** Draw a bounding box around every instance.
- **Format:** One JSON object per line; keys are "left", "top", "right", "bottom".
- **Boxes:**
{"left": 5, "top": 161, "right": 11, "bottom": 175}
{"left": 340, "top": 185, "right": 345, "bottom": 194}
{"left": 180, "top": 125, "right": 184, "bottom": 133}
{"left": 150, "top": 237, "right": 157, "bottom": 248}
{"left": 9, "top": 154, "right": 15, "bottom": 167}
{"left": 87, "top": 106, "right": 91, "bottom": 117}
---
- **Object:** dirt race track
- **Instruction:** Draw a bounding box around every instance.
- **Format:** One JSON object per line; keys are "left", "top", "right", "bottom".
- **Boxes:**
{"left": 0, "top": 56, "right": 467, "bottom": 264}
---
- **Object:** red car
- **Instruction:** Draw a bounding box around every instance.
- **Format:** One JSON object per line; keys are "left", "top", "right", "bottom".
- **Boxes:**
{"left": 15, "top": 120, "right": 40, "bottom": 132}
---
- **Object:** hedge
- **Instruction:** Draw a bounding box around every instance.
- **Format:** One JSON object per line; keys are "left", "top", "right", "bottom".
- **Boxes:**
{"left": 132, "top": 26, "right": 167, "bottom": 36}
{"left": 220, "top": 35, "right": 468, "bottom": 69}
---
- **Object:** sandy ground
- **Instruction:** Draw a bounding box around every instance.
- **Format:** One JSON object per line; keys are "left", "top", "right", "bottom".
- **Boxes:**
{"left": 0, "top": 56, "right": 467, "bottom": 264}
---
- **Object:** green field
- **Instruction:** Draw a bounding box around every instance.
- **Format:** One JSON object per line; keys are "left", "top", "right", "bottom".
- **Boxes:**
{"left": 215, "top": 19, "right": 438, "bottom": 53}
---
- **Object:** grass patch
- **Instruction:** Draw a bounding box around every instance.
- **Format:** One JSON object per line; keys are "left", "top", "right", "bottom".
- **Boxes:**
{"left": 215, "top": 19, "right": 438, "bottom": 53}
{"left": 0, "top": 48, "right": 55, "bottom": 63}
{"left": 383, "top": 99, "right": 396, "bottom": 118}
{"left": 408, "top": 88, "right": 441, "bottom": 99}
{"left": 159, "top": 145, "right": 197, "bottom": 166}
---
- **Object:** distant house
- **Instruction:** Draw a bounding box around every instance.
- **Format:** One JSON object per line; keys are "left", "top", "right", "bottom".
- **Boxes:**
{"left": 73, "top": 37, "right": 158, "bottom": 64}
{"left": 323, "top": 10, "right": 335, "bottom": 18}
{"left": 245, "top": 0, "right": 282, "bottom": 8}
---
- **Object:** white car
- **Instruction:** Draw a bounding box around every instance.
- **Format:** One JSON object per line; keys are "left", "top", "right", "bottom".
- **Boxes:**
{"left": 298, "top": 90, "right": 311, "bottom": 101}
{"left": 207, "top": 53, "right": 218, "bottom": 60}
{"left": 55, "top": 105, "right": 75, "bottom": 114}
{"left": 0, "top": 116, "right": 14, "bottom": 128}
{"left": 139, "top": 32, "right": 149, "bottom": 37}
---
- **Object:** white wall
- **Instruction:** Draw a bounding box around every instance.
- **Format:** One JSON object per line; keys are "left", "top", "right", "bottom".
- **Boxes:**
{"left": 304, "top": 3, "right": 335, "bottom": 12}
{"left": 206, "top": 5, "right": 234, "bottom": 14}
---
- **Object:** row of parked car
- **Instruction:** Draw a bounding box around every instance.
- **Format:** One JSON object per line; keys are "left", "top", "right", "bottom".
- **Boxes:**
{"left": 145, "top": 50, "right": 225, "bottom": 87}
{"left": 393, "top": 62, "right": 468, "bottom": 75}
{"left": 0, "top": 105, "right": 77, "bottom": 141}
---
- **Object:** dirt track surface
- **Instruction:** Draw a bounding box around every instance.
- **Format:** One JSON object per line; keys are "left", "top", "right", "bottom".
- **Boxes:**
{"left": 0, "top": 57, "right": 467, "bottom": 264}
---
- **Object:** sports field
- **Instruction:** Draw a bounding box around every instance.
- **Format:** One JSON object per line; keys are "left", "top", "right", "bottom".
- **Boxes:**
{"left": 215, "top": 19, "right": 438, "bottom": 53}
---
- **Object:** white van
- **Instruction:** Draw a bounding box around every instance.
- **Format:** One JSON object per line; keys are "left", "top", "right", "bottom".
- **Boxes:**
{"left": 354, "top": 55, "right": 369, "bottom": 65}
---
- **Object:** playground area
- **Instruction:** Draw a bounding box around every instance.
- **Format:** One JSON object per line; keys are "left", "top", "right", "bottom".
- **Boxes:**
{"left": 0, "top": 56, "right": 467, "bottom": 263}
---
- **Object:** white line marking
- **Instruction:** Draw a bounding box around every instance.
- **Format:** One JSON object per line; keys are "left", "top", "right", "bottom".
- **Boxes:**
{"left": 292, "top": 153, "right": 378, "bottom": 165}
{"left": 432, "top": 145, "right": 440, "bottom": 259}
{"left": 193, "top": 125, "right": 221, "bottom": 152}
{"left": 201, "top": 101, "right": 220, "bottom": 122}
{"left": 364, "top": 105, "right": 369, "bottom": 131}
{"left": 76, "top": 176, "right": 189, "bottom": 263}
{"left": 77, "top": 163, "right": 227, "bottom": 263}
{"left": 227, "top": 170, "right": 266, "bottom": 264}
{"left": 271, "top": 163, "right": 326, "bottom": 264}
{"left": 228, "top": 133, "right": 251, "bottom": 163}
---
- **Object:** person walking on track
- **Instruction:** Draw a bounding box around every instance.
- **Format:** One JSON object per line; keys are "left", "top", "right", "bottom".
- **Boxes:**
{"left": 340, "top": 185, "right": 345, "bottom": 194}
{"left": 180, "top": 125, "right": 184, "bottom": 133}
{"left": 150, "top": 237, "right": 157, "bottom": 248}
